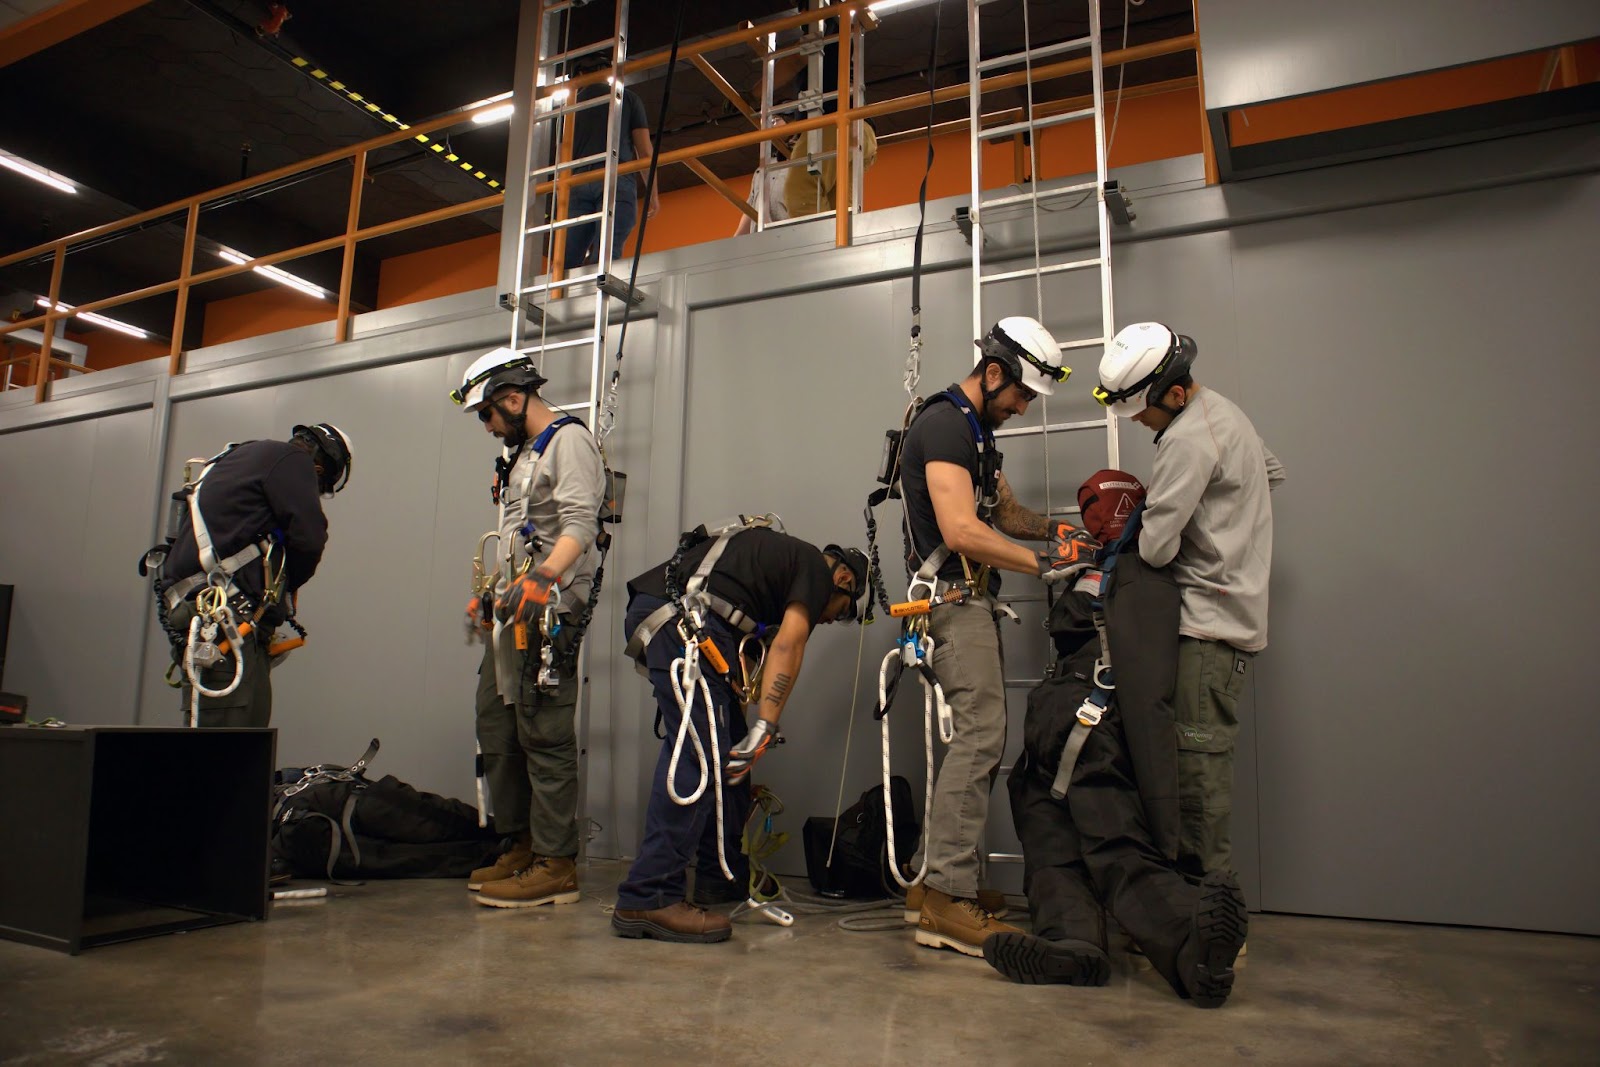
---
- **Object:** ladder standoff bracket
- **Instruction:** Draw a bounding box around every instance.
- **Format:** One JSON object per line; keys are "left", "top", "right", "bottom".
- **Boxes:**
{"left": 597, "top": 274, "right": 645, "bottom": 307}
{"left": 499, "top": 292, "right": 548, "bottom": 327}
{"left": 954, "top": 205, "right": 982, "bottom": 248}
{"left": 1104, "top": 180, "right": 1135, "bottom": 226}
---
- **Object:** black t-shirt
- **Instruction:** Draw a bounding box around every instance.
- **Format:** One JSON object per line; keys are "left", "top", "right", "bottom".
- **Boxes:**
{"left": 899, "top": 388, "right": 1003, "bottom": 592}
{"left": 627, "top": 527, "right": 834, "bottom": 633}
{"left": 162, "top": 439, "right": 329, "bottom": 614}
{"left": 573, "top": 84, "right": 650, "bottom": 173}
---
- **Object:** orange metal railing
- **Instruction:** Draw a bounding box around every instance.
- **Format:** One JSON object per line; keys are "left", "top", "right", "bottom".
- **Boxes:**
{"left": 0, "top": 0, "right": 1195, "bottom": 405}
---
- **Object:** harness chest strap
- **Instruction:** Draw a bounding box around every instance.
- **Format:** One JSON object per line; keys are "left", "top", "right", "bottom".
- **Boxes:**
{"left": 1050, "top": 573, "right": 1116, "bottom": 801}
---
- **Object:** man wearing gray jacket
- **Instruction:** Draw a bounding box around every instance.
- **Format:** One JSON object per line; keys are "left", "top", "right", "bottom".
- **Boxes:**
{"left": 451, "top": 348, "right": 607, "bottom": 908}
{"left": 1096, "top": 323, "right": 1285, "bottom": 878}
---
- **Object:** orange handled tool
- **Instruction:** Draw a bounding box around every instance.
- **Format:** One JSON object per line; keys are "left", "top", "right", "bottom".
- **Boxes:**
{"left": 698, "top": 637, "right": 730, "bottom": 675}
{"left": 216, "top": 622, "right": 254, "bottom": 656}
{"left": 889, "top": 585, "right": 969, "bottom": 618}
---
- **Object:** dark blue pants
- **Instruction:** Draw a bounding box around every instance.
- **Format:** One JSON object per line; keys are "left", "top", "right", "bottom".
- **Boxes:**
{"left": 563, "top": 180, "right": 639, "bottom": 270}
{"left": 617, "top": 594, "right": 751, "bottom": 910}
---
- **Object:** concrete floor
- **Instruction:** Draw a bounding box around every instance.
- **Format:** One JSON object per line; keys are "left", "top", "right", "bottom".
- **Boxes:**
{"left": 1, "top": 860, "right": 1596, "bottom": 1066}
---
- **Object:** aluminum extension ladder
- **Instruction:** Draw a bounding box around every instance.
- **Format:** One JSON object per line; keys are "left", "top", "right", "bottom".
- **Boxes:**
{"left": 494, "top": 0, "right": 642, "bottom": 859}
{"left": 964, "top": 0, "right": 1120, "bottom": 874}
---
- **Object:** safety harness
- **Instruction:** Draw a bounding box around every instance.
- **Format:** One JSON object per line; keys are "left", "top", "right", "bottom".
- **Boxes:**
{"left": 140, "top": 443, "right": 304, "bottom": 727}
{"left": 1047, "top": 507, "right": 1143, "bottom": 800}
{"left": 623, "top": 514, "right": 787, "bottom": 885}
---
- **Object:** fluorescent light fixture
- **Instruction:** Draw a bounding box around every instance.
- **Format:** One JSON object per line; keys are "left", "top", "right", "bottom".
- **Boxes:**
{"left": 867, "top": 0, "right": 938, "bottom": 13}
{"left": 35, "top": 297, "right": 150, "bottom": 339}
{"left": 0, "top": 147, "right": 77, "bottom": 195}
{"left": 218, "top": 249, "right": 330, "bottom": 300}
{"left": 473, "top": 103, "right": 515, "bottom": 125}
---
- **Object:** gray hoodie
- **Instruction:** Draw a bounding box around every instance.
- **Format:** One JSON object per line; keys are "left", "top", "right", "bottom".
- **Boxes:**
{"left": 1138, "top": 387, "right": 1284, "bottom": 653}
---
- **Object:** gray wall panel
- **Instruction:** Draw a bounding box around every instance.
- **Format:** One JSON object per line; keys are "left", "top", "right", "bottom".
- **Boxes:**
{"left": 1231, "top": 173, "right": 1600, "bottom": 933}
{"left": 1, "top": 409, "right": 155, "bottom": 722}
{"left": 1202, "top": 0, "right": 1600, "bottom": 110}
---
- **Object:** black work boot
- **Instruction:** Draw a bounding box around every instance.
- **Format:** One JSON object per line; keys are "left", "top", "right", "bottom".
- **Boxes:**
{"left": 1176, "top": 871, "right": 1249, "bottom": 1008}
{"left": 982, "top": 932, "right": 1111, "bottom": 986}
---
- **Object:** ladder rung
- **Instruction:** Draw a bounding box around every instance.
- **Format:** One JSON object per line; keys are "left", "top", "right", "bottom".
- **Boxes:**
{"left": 1058, "top": 336, "right": 1109, "bottom": 351}
{"left": 519, "top": 270, "right": 603, "bottom": 297}
{"left": 981, "top": 180, "right": 1096, "bottom": 211}
{"left": 544, "top": 37, "right": 617, "bottom": 68}
{"left": 997, "top": 593, "right": 1045, "bottom": 605}
{"left": 979, "top": 257, "right": 1102, "bottom": 286}
{"left": 993, "top": 419, "right": 1108, "bottom": 439}
{"left": 1047, "top": 504, "right": 1084, "bottom": 517}
{"left": 530, "top": 150, "right": 609, "bottom": 179}
{"left": 976, "top": 36, "right": 1092, "bottom": 73}
{"left": 986, "top": 853, "right": 1024, "bottom": 864}
{"left": 767, "top": 36, "right": 834, "bottom": 62}
{"left": 541, "top": 0, "right": 582, "bottom": 13}
{"left": 1005, "top": 678, "right": 1042, "bottom": 689}
{"left": 979, "top": 107, "right": 1096, "bottom": 142}
{"left": 514, "top": 336, "right": 600, "bottom": 355}
{"left": 526, "top": 211, "right": 605, "bottom": 237}
{"left": 765, "top": 210, "right": 837, "bottom": 229}
{"left": 533, "top": 92, "right": 612, "bottom": 124}
{"left": 770, "top": 90, "right": 841, "bottom": 114}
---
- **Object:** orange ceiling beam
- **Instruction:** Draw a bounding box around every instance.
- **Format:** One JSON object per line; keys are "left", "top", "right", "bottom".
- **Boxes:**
{"left": 0, "top": 0, "right": 151, "bottom": 69}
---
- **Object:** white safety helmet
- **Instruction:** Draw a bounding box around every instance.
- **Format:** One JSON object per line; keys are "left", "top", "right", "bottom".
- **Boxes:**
{"left": 450, "top": 347, "right": 548, "bottom": 413}
{"left": 1095, "top": 322, "right": 1198, "bottom": 418}
{"left": 974, "top": 316, "right": 1071, "bottom": 397}
{"left": 291, "top": 422, "right": 354, "bottom": 495}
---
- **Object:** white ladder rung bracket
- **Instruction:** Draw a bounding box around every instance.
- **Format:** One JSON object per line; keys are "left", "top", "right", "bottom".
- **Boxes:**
{"left": 518, "top": 270, "right": 604, "bottom": 298}
{"left": 533, "top": 92, "right": 612, "bottom": 125}
{"left": 979, "top": 107, "right": 1096, "bottom": 142}
{"left": 980, "top": 257, "right": 1102, "bottom": 286}
{"left": 530, "top": 151, "right": 610, "bottom": 179}
{"left": 526, "top": 211, "right": 605, "bottom": 237}
{"left": 544, "top": 37, "right": 618, "bottom": 68}
{"left": 994, "top": 419, "right": 1109, "bottom": 439}
{"left": 981, "top": 180, "right": 1097, "bottom": 211}
{"left": 514, "top": 336, "right": 601, "bottom": 356}
{"left": 976, "top": 36, "right": 1092, "bottom": 73}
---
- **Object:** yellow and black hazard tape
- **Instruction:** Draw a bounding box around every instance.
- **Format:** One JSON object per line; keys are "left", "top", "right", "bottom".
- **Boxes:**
{"left": 288, "top": 55, "right": 502, "bottom": 190}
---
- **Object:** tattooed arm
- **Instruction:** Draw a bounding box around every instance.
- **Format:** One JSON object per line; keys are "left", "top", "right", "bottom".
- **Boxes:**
{"left": 992, "top": 471, "right": 1053, "bottom": 541}
{"left": 754, "top": 601, "right": 814, "bottom": 727}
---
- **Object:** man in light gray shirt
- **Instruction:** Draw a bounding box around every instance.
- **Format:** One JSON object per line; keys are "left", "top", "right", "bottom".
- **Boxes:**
{"left": 1097, "top": 322, "right": 1284, "bottom": 877}
{"left": 450, "top": 347, "right": 607, "bottom": 909}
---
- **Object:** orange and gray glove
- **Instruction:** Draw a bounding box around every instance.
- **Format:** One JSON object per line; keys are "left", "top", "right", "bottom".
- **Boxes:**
{"left": 1037, "top": 522, "right": 1100, "bottom": 584}
{"left": 495, "top": 568, "right": 560, "bottom": 627}
{"left": 726, "top": 718, "right": 781, "bottom": 784}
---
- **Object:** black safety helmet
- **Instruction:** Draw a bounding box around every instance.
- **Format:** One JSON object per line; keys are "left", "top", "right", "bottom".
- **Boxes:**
{"left": 292, "top": 422, "right": 354, "bottom": 496}
{"left": 824, "top": 543, "right": 870, "bottom": 622}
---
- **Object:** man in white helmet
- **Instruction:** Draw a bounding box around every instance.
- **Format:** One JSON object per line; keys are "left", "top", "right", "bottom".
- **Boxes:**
{"left": 1095, "top": 322, "right": 1285, "bottom": 878}
{"left": 151, "top": 422, "right": 352, "bottom": 728}
{"left": 897, "top": 315, "right": 1100, "bottom": 959}
{"left": 450, "top": 348, "right": 608, "bottom": 909}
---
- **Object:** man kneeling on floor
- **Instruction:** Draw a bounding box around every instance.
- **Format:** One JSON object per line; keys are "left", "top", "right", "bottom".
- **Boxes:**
{"left": 612, "top": 518, "right": 867, "bottom": 943}
{"left": 984, "top": 471, "right": 1248, "bottom": 1007}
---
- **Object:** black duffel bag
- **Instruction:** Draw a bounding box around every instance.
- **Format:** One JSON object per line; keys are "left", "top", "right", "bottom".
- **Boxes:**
{"left": 802, "top": 775, "right": 919, "bottom": 899}
{"left": 272, "top": 739, "right": 499, "bottom": 882}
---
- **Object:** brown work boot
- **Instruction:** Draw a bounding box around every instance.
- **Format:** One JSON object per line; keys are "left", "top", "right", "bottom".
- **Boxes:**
{"left": 467, "top": 831, "right": 534, "bottom": 891}
{"left": 473, "top": 855, "right": 580, "bottom": 908}
{"left": 915, "top": 886, "right": 1022, "bottom": 957}
{"left": 612, "top": 901, "right": 733, "bottom": 943}
{"left": 904, "top": 882, "right": 1010, "bottom": 924}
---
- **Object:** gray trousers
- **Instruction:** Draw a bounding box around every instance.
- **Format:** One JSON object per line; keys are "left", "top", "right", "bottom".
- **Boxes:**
{"left": 169, "top": 600, "right": 273, "bottom": 728}
{"left": 921, "top": 596, "right": 1007, "bottom": 898}
{"left": 473, "top": 637, "right": 580, "bottom": 859}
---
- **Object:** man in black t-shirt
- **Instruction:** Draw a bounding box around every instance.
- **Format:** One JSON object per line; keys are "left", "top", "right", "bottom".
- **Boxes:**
{"left": 898, "top": 316, "right": 1099, "bottom": 960}
{"left": 562, "top": 55, "right": 660, "bottom": 269}
{"left": 612, "top": 525, "right": 867, "bottom": 943}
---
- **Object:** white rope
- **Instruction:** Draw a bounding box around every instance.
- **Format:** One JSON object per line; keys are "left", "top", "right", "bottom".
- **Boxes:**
{"left": 183, "top": 612, "right": 244, "bottom": 729}
{"left": 878, "top": 633, "right": 951, "bottom": 891}
{"left": 666, "top": 641, "right": 736, "bottom": 880}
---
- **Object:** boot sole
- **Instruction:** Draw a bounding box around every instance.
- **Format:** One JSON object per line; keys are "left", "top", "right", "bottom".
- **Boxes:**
{"left": 982, "top": 932, "right": 1110, "bottom": 986}
{"left": 610, "top": 915, "right": 732, "bottom": 943}
{"left": 1187, "top": 872, "right": 1248, "bottom": 1008}
{"left": 914, "top": 928, "right": 987, "bottom": 958}
{"left": 473, "top": 889, "right": 581, "bottom": 908}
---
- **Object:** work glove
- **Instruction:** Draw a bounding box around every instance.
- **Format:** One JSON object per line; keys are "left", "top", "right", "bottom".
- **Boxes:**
{"left": 465, "top": 593, "right": 494, "bottom": 633}
{"left": 495, "top": 568, "right": 560, "bottom": 627}
{"left": 1037, "top": 523, "right": 1100, "bottom": 584}
{"left": 726, "top": 718, "right": 781, "bottom": 785}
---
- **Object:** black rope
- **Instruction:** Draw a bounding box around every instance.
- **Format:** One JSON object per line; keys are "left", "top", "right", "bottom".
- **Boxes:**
{"left": 606, "top": 0, "right": 688, "bottom": 405}
{"left": 907, "top": 1, "right": 942, "bottom": 344}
